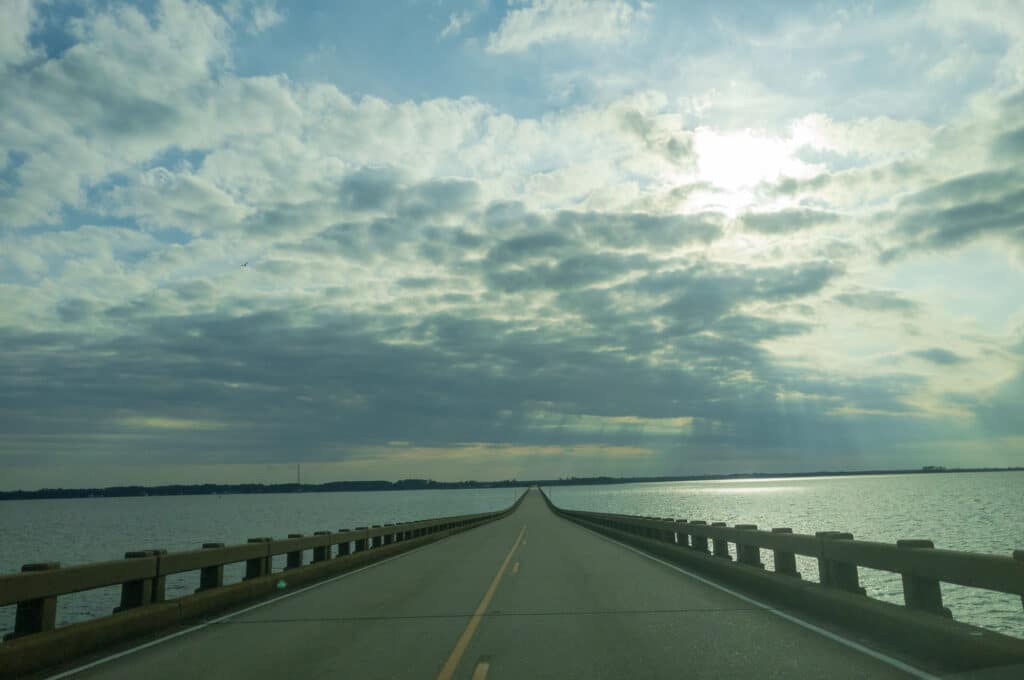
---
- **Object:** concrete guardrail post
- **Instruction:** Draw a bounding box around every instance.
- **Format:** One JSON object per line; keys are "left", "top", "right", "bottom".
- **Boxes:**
{"left": 115, "top": 550, "right": 165, "bottom": 612}
{"left": 3, "top": 562, "right": 59, "bottom": 640}
{"left": 313, "top": 532, "right": 331, "bottom": 562}
{"left": 675, "top": 520, "right": 690, "bottom": 548}
{"left": 771, "top": 529, "right": 800, "bottom": 578}
{"left": 711, "top": 522, "right": 732, "bottom": 560}
{"left": 336, "top": 530, "right": 352, "bottom": 557}
{"left": 661, "top": 518, "right": 675, "bottom": 542}
{"left": 354, "top": 528, "right": 368, "bottom": 552}
{"left": 371, "top": 525, "right": 383, "bottom": 548}
{"left": 245, "top": 538, "right": 272, "bottom": 579}
{"left": 689, "top": 521, "right": 710, "bottom": 554}
{"left": 897, "top": 540, "right": 951, "bottom": 617}
{"left": 735, "top": 525, "right": 764, "bottom": 569}
{"left": 197, "top": 543, "right": 225, "bottom": 591}
{"left": 816, "top": 532, "right": 865, "bottom": 594}
{"left": 383, "top": 524, "right": 395, "bottom": 545}
{"left": 286, "top": 534, "right": 304, "bottom": 570}
{"left": 1016, "top": 550, "right": 1024, "bottom": 611}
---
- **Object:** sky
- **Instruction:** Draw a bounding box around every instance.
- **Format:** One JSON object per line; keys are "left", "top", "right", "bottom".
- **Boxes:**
{"left": 1, "top": 0, "right": 1022, "bottom": 489}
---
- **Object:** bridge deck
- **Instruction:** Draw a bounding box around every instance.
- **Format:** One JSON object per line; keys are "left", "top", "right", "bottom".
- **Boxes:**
{"left": 58, "top": 490, "right": 933, "bottom": 679}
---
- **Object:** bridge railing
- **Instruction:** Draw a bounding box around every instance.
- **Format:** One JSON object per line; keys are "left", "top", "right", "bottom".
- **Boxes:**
{"left": 0, "top": 501, "right": 523, "bottom": 643}
{"left": 545, "top": 502, "right": 1024, "bottom": 621}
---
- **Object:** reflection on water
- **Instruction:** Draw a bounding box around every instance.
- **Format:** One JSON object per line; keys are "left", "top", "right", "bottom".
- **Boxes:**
{"left": 684, "top": 485, "right": 801, "bottom": 495}
{"left": 550, "top": 471, "right": 1024, "bottom": 639}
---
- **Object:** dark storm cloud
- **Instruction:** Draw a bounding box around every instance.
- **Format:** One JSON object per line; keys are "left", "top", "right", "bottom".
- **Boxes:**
{"left": 553, "top": 211, "right": 722, "bottom": 248}
{"left": 338, "top": 167, "right": 401, "bottom": 212}
{"left": 619, "top": 109, "right": 694, "bottom": 165}
{"left": 882, "top": 170, "right": 1024, "bottom": 260}
{"left": 0, "top": 253, "right": 922, "bottom": 470}
{"left": 833, "top": 290, "right": 919, "bottom": 315}
{"left": 992, "top": 127, "right": 1024, "bottom": 160}
{"left": 398, "top": 179, "right": 480, "bottom": 219}
{"left": 741, "top": 208, "right": 839, "bottom": 234}
{"left": 908, "top": 348, "right": 967, "bottom": 365}
{"left": 56, "top": 298, "right": 95, "bottom": 323}
{"left": 765, "top": 173, "right": 831, "bottom": 196}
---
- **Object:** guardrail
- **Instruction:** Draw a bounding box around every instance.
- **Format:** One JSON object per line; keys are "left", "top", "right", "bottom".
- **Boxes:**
{"left": 542, "top": 494, "right": 1024, "bottom": 622}
{"left": 1, "top": 497, "right": 525, "bottom": 644}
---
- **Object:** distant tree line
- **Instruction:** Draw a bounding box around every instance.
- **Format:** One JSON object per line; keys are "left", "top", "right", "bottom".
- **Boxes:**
{"left": 1, "top": 467, "right": 1020, "bottom": 501}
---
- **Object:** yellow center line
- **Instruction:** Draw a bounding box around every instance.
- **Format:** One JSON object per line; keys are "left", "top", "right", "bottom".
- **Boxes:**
{"left": 436, "top": 525, "right": 526, "bottom": 680}
{"left": 471, "top": 661, "right": 490, "bottom": 680}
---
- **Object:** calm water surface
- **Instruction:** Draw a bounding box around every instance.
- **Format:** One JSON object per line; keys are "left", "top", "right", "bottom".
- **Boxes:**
{"left": 547, "top": 471, "right": 1024, "bottom": 638}
{"left": 0, "top": 487, "right": 521, "bottom": 637}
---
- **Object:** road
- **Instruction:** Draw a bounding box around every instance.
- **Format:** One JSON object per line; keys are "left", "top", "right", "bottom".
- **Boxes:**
{"left": 59, "top": 489, "right": 930, "bottom": 679}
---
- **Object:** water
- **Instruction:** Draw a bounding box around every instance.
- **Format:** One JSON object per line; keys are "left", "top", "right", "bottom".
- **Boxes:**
{"left": 546, "top": 471, "right": 1024, "bottom": 639}
{"left": 0, "top": 487, "right": 521, "bottom": 638}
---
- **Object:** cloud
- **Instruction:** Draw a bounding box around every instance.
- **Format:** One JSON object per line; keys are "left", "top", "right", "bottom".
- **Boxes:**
{"left": 486, "top": 0, "right": 649, "bottom": 54}
{"left": 0, "top": 0, "right": 38, "bottom": 69}
{"left": 909, "top": 348, "right": 967, "bottom": 365}
{"left": 440, "top": 11, "right": 473, "bottom": 39}
{"left": 741, "top": 208, "right": 839, "bottom": 234}
{"left": 833, "top": 290, "right": 919, "bottom": 315}
{"left": 2, "top": 0, "right": 1023, "bottom": 486}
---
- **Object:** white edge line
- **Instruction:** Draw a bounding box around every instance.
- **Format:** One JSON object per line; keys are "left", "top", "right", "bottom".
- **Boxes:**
{"left": 46, "top": 542, "right": 439, "bottom": 679}
{"left": 576, "top": 521, "right": 939, "bottom": 680}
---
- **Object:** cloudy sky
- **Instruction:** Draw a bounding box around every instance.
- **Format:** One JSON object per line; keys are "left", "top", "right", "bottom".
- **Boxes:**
{"left": 1, "top": 0, "right": 1022, "bottom": 489}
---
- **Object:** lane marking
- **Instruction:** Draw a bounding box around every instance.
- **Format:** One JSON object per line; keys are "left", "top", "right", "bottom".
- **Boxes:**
{"left": 437, "top": 525, "right": 526, "bottom": 680}
{"left": 46, "top": 541, "right": 448, "bottom": 679}
{"left": 471, "top": 660, "right": 490, "bottom": 680}
{"left": 579, "top": 523, "right": 939, "bottom": 680}
{"left": 512, "top": 561, "right": 520, "bottom": 575}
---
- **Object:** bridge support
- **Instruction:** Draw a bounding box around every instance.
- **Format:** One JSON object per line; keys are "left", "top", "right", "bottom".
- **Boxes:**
{"left": 3, "top": 563, "right": 59, "bottom": 641}
{"left": 689, "top": 521, "right": 710, "bottom": 553}
{"left": 245, "top": 538, "right": 272, "bottom": 579}
{"left": 711, "top": 523, "right": 732, "bottom": 560}
{"left": 115, "top": 550, "right": 166, "bottom": 612}
{"left": 1017, "top": 551, "right": 1024, "bottom": 611}
{"left": 286, "top": 534, "right": 304, "bottom": 570}
{"left": 675, "top": 520, "right": 689, "bottom": 548}
{"left": 197, "top": 543, "right": 225, "bottom": 591}
{"left": 336, "top": 531, "right": 351, "bottom": 557}
{"left": 735, "top": 525, "right": 764, "bottom": 568}
{"left": 771, "top": 529, "right": 800, "bottom": 578}
{"left": 313, "top": 532, "right": 331, "bottom": 562}
{"left": 898, "top": 540, "right": 951, "bottom": 617}
{"left": 817, "top": 532, "right": 865, "bottom": 594}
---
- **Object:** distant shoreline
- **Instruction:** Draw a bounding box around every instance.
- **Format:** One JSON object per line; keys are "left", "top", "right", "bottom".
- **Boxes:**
{"left": 2, "top": 466, "right": 1021, "bottom": 501}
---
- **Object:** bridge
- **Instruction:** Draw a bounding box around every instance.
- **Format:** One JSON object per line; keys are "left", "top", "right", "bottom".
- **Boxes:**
{"left": 2, "top": 488, "right": 1023, "bottom": 678}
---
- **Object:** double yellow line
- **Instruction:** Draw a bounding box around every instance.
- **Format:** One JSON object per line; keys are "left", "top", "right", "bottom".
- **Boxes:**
{"left": 436, "top": 525, "right": 526, "bottom": 680}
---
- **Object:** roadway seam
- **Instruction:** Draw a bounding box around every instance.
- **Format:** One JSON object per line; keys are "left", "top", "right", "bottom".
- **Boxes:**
{"left": 569, "top": 518, "right": 941, "bottom": 680}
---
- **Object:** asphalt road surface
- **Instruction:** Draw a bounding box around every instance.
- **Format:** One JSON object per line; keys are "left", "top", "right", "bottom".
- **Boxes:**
{"left": 60, "top": 489, "right": 934, "bottom": 679}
